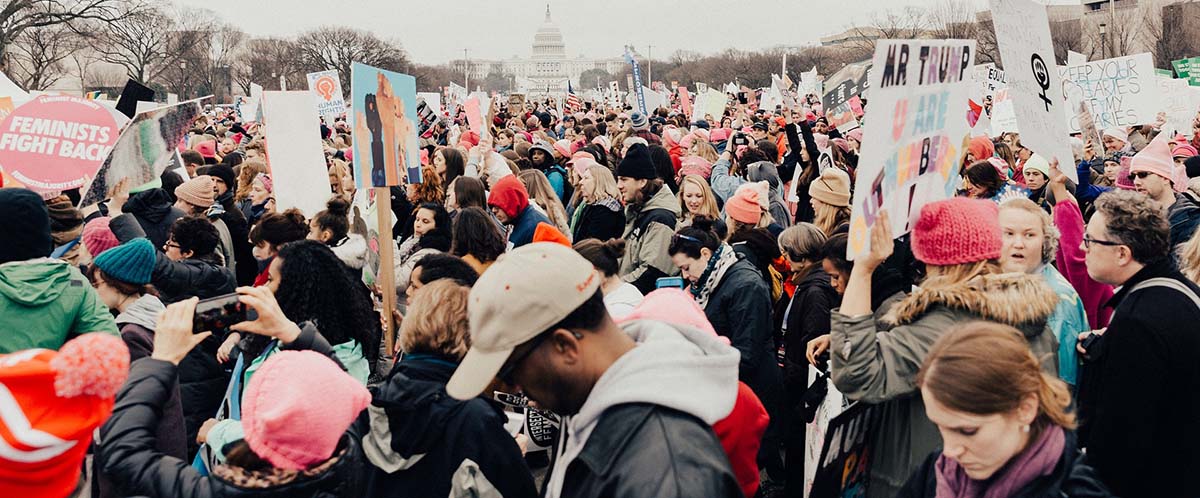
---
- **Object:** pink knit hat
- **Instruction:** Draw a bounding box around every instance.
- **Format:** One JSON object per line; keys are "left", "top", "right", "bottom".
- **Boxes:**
{"left": 1115, "top": 156, "right": 1136, "bottom": 190}
{"left": 911, "top": 197, "right": 1001, "bottom": 266}
{"left": 1172, "top": 143, "right": 1198, "bottom": 159}
{"left": 255, "top": 173, "right": 274, "bottom": 193}
{"left": 1131, "top": 133, "right": 1187, "bottom": 192}
{"left": 725, "top": 185, "right": 763, "bottom": 224}
{"left": 709, "top": 128, "right": 729, "bottom": 143}
{"left": 553, "top": 139, "right": 572, "bottom": 158}
{"left": 174, "top": 176, "right": 215, "bottom": 208}
{"left": 242, "top": 351, "right": 370, "bottom": 470}
{"left": 679, "top": 156, "right": 713, "bottom": 179}
{"left": 846, "top": 128, "right": 863, "bottom": 143}
{"left": 571, "top": 157, "right": 600, "bottom": 177}
{"left": 618, "top": 288, "right": 724, "bottom": 342}
{"left": 82, "top": 217, "right": 120, "bottom": 257}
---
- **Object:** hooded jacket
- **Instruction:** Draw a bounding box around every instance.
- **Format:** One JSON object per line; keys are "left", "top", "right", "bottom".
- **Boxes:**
{"left": 355, "top": 354, "right": 537, "bottom": 498}
{"left": 99, "top": 358, "right": 364, "bottom": 498}
{"left": 123, "top": 189, "right": 186, "bottom": 250}
{"left": 783, "top": 266, "right": 838, "bottom": 398}
{"left": 830, "top": 272, "right": 1060, "bottom": 498}
{"left": 618, "top": 185, "right": 681, "bottom": 294}
{"left": 703, "top": 257, "right": 784, "bottom": 418}
{"left": 543, "top": 319, "right": 743, "bottom": 498}
{"left": 329, "top": 233, "right": 367, "bottom": 271}
{"left": 0, "top": 258, "right": 117, "bottom": 353}
{"left": 489, "top": 176, "right": 551, "bottom": 248}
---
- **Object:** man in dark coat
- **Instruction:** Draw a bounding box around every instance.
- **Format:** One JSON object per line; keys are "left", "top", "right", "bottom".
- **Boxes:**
{"left": 199, "top": 164, "right": 256, "bottom": 285}
{"left": 120, "top": 187, "right": 185, "bottom": 249}
{"left": 1076, "top": 190, "right": 1200, "bottom": 497}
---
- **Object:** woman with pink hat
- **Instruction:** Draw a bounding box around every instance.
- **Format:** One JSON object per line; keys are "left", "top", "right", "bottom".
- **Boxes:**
{"left": 809, "top": 200, "right": 1061, "bottom": 498}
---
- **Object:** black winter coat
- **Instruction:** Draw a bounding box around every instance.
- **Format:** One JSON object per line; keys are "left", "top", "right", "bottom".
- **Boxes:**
{"left": 111, "top": 213, "right": 236, "bottom": 303}
{"left": 572, "top": 200, "right": 625, "bottom": 242}
{"left": 783, "top": 267, "right": 837, "bottom": 400}
{"left": 354, "top": 354, "right": 537, "bottom": 498}
{"left": 896, "top": 432, "right": 1114, "bottom": 498}
{"left": 215, "top": 192, "right": 256, "bottom": 286}
{"left": 1075, "top": 259, "right": 1200, "bottom": 497}
{"left": 123, "top": 188, "right": 185, "bottom": 250}
{"left": 100, "top": 359, "right": 365, "bottom": 498}
{"left": 551, "top": 403, "right": 742, "bottom": 498}
{"left": 704, "top": 257, "right": 784, "bottom": 416}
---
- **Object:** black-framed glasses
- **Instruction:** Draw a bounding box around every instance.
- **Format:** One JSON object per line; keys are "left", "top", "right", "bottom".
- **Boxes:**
{"left": 1083, "top": 235, "right": 1122, "bottom": 249}
{"left": 497, "top": 331, "right": 552, "bottom": 385}
{"left": 163, "top": 241, "right": 181, "bottom": 250}
{"left": 1127, "top": 171, "right": 1152, "bottom": 181}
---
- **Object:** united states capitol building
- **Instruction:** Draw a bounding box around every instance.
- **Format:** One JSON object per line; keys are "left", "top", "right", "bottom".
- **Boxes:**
{"left": 451, "top": 6, "right": 631, "bottom": 94}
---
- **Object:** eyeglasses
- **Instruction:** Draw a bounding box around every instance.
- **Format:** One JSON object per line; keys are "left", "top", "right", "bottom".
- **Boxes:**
{"left": 1082, "top": 235, "right": 1122, "bottom": 249}
{"left": 163, "top": 241, "right": 181, "bottom": 250}
{"left": 1127, "top": 171, "right": 1152, "bottom": 181}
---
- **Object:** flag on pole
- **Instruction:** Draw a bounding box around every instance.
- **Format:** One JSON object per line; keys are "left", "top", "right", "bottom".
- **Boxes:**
{"left": 566, "top": 80, "right": 582, "bottom": 111}
{"left": 84, "top": 90, "right": 102, "bottom": 100}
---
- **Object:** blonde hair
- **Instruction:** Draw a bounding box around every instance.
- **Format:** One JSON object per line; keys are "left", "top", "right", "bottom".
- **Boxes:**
{"left": 999, "top": 198, "right": 1059, "bottom": 264}
{"left": 235, "top": 160, "right": 269, "bottom": 201}
{"left": 813, "top": 201, "right": 851, "bottom": 237}
{"left": 1182, "top": 228, "right": 1200, "bottom": 284}
{"left": 518, "top": 170, "right": 571, "bottom": 238}
{"left": 584, "top": 164, "right": 621, "bottom": 203}
{"left": 923, "top": 260, "right": 1001, "bottom": 289}
{"left": 691, "top": 140, "right": 719, "bottom": 163}
{"left": 918, "top": 321, "right": 1075, "bottom": 437}
{"left": 399, "top": 280, "right": 471, "bottom": 359}
{"left": 328, "top": 160, "right": 351, "bottom": 194}
{"left": 677, "top": 175, "right": 721, "bottom": 221}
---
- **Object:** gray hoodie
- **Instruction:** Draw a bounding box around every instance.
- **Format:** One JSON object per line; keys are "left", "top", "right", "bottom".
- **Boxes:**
{"left": 115, "top": 294, "right": 165, "bottom": 331}
{"left": 544, "top": 319, "right": 741, "bottom": 498}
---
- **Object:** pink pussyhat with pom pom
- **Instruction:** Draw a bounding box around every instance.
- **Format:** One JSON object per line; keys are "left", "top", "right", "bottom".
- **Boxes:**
{"left": 0, "top": 333, "right": 129, "bottom": 498}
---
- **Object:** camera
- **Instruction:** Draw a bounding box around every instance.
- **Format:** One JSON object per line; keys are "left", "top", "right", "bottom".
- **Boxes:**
{"left": 733, "top": 133, "right": 750, "bottom": 147}
{"left": 193, "top": 293, "right": 256, "bottom": 337}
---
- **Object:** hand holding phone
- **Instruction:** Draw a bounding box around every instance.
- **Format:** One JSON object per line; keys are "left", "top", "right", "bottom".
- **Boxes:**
{"left": 656, "top": 276, "right": 686, "bottom": 289}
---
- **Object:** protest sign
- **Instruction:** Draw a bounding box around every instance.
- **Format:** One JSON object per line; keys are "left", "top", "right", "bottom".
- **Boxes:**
{"left": 702, "top": 89, "right": 726, "bottom": 122}
{"left": 826, "top": 101, "right": 856, "bottom": 132}
{"left": 846, "top": 39, "right": 975, "bottom": 260}
{"left": 624, "top": 48, "right": 647, "bottom": 115}
{"left": 990, "top": 89, "right": 1019, "bottom": 135}
{"left": 696, "top": 82, "right": 709, "bottom": 94}
{"left": 1060, "top": 53, "right": 1161, "bottom": 132}
{"left": 261, "top": 91, "right": 330, "bottom": 218}
{"left": 306, "top": 70, "right": 347, "bottom": 123}
{"left": 991, "top": 0, "right": 1076, "bottom": 181}
{"left": 1158, "top": 76, "right": 1200, "bottom": 135}
{"left": 0, "top": 71, "right": 29, "bottom": 105}
{"left": 0, "top": 97, "right": 13, "bottom": 120}
{"left": 802, "top": 371, "right": 844, "bottom": 497}
{"left": 808, "top": 402, "right": 880, "bottom": 498}
{"left": 0, "top": 95, "right": 121, "bottom": 193}
{"left": 417, "top": 92, "right": 442, "bottom": 114}
{"left": 1076, "top": 99, "right": 1101, "bottom": 147}
{"left": 1173, "top": 58, "right": 1191, "bottom": 78}
{"left": 799, "top": 66, "right": 822, "bottom": 97}
{"left": 79, "top": 100, "right": 201, "bottom": 207}
{"left": 464, "top": 94, "right": 484, "bottom": 135}
{"left": 115, "top": 79, "right": 155, "bottom": 119}
{"left": 1067, "top": 50, "right": 1087, "bottom": 67}
{"left": 448, "top": 82, "right": 468, "bottom": 105}
{"left": 679, "top": 87, "right": 693, "bottom": 119}
{"left": 821, "top": 61, "right": 871, "bottom": 110}
{"left": 351, "top": 62, "right": 420, "bottom": 189}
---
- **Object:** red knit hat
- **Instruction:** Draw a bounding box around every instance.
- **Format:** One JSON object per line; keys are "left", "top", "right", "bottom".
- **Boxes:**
{"left": 911, "top": 198, "right": 1001, "bottom": 266}
{"left": 0, "top": 334, "right": 129, "bottom": 498}
{"left": 533, "top": 222, "right": 570, "bottom": 247}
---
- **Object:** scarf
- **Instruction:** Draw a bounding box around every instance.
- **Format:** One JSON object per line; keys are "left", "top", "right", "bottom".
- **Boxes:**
{"left": 935, "top": 425, "right": 1066, "bottom": 498}
{"left": 689, "top": 243, "right": 739, "bottom": 309}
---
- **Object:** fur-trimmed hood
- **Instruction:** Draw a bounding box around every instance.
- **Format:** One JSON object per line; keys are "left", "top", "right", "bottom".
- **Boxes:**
{"left": 884, "top": 272, "right": 1058, "bottom": 335}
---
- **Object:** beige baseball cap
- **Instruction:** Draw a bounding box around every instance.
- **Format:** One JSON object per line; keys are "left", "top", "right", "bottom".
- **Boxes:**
{"left": 446, "top": 242, "right": 602, "bottom": 400}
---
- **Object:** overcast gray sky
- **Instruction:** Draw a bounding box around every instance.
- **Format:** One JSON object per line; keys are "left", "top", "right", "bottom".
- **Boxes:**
{"left": 173, "top": 0, "right": 1035, "bottom": 64}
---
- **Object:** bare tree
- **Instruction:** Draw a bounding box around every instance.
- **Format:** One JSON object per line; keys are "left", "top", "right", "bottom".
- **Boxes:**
{"left": 928, "top": 0, "right": 978, "bottom": 40}
{"left": 231, "top": 37, "right": 302, "bottom": 93}
{"left": 6, "top": 22, "right": 80, "bottom": 89}
{"left": 1050, "top": 19, "right": 1090, "bottom": 65}
{"left": 975, "top": 18, "right": 1002, "bottom": 65}
{"left": 293, "top": 26, "right": 409, "bottom": 90}
{"left": 0, "top": 0, "right": 137, "bottom": 66}
{"left": 92, "top": 5, "right": 174, "bottom": 84}
{"left": 1144, "top": 2, "right": 1199, "bottom": 70}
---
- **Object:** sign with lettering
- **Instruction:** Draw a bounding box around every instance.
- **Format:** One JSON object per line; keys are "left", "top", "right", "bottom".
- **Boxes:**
{"left": 1060, "top": 53, "right": 1161, "bottom": 132}
{"left": 0, "top": 95, "right": 119, "bottom": 192}
{"left": 847, "top": 39, "right": 975, "bottom": 260}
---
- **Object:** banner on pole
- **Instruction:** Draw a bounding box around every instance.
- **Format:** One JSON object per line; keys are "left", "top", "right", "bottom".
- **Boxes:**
{"left": 351, "top": 62, "right": 420, "bottom": 189}
{"left": 847, "top": 39, "right": 976, "bottom": 260}
{"left": 625, "top": 48, "right": 647, "bottom": 115}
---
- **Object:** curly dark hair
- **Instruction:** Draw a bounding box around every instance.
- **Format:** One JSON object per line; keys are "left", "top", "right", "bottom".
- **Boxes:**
{"left": 248, "top": 208, "right": 308, "bottom": 247}
{"left": 451, "top": 207, "right": 505, "bottom": 263}
{"left": 170, "top": 216, "right": 220, "bottom": 256}
{"left": 416, "top": 203, "right": 452, "bottom": 252}
{"left": 274, "top": 240, "right": 380, "bottom": 362}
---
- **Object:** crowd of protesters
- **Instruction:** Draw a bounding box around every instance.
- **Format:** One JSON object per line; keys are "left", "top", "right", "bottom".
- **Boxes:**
{"left": 1, "top": 58, "right": 1200, "bottom": 498}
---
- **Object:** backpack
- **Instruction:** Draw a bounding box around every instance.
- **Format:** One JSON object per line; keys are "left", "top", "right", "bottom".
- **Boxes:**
{"left": 546, "top": 164, "right": 573, "bottom": 205}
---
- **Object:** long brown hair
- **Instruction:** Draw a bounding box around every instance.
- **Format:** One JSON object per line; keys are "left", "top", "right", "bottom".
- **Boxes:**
{"left": 413, "top": 165, "right": 444, "bottom": 205}
{"left": 917, "top": 321, "right": 1075, "bottom": 438}
{"left": 235, "top": 160, "right": 269, "bottom": 201}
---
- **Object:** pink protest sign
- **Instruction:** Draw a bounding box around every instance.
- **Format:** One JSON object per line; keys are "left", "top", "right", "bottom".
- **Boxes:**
{"left": 679, "top": 87, "right": 692, "bottom": 119}
{"left": 0, "top": 95, "right": 119, "bottom": 192}
{"left": 464, "top": 95, "right": 484, "bottom": 135}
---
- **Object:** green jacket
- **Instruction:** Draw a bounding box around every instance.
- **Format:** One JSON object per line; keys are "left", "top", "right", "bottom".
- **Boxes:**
{"left": 0, "top": 258, "right": 118, "bottom": 353}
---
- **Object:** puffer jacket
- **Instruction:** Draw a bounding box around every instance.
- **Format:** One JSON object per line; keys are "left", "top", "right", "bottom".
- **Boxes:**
{"left": 704, "top": 257, "right": 784, "bottom": 417}
{"left": 123, "top": 188, "right": 185, "bottom": 250}
{"left": 618, "top": 185, "right": 681, "bottom": 294}
{"left": 1168, "top": 193, "right": 1200, "bottom": 249}
{"left": 830, "top": 272, "right": 1059, "bottom": 498}
{"left": 896, "top": 431, "right": 1113, "bottom": 498}
{"left": 355, "top": 354, "right": 537, "bottom": 498}
{"left": 100, "top": 359, "right": 364, "bottom": 498}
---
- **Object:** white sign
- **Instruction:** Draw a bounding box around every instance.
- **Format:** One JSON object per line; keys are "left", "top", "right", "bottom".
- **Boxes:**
{"left": 991, "top": 0, "right": 1077, "bottom": 181}
{"left": 1067, "top": 50, "right": 1087, "bottom": 67}
{"left": 1060, "top": 53, "right": 1161, "bottom": 133}
{"left": 306, "top": 70, "right": 347, "bottom": 123}
{"left": 1158, "top": 76, "right": 1200, "bottom": 135}
{"left": 261, "top": 91, "right": 331, "bottom": 218}
{"left": 847, "top": 39, "right": 976, "bottom": 259}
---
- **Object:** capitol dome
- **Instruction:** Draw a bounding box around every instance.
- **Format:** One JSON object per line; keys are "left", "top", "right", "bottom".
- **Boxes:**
{"left": 532, "top": 5, "right": 566, "bottom": 60}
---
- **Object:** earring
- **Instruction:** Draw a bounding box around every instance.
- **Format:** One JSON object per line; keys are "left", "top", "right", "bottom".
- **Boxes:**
{"left": 1021, "top": 424, "right": 1030, "bottom": 433}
